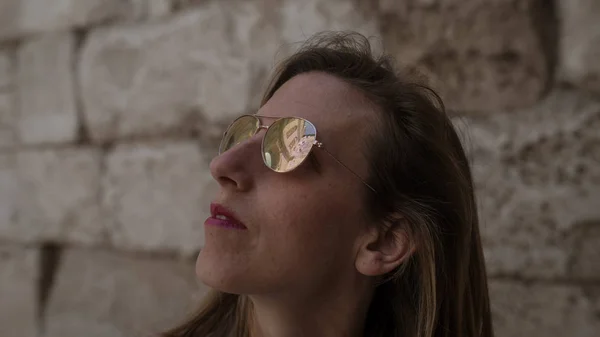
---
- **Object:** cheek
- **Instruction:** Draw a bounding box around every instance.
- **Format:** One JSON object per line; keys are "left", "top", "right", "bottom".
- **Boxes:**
{"left": 261, "top": 185, "right": 364, "bottom": 274}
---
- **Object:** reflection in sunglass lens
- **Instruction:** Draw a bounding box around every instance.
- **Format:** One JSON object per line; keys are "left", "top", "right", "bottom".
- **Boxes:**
{"left": 219, "top": 115, "right": 259, "bottom": 154}
{"left": 262, "top": 117, "right": 317, "bottom": 172}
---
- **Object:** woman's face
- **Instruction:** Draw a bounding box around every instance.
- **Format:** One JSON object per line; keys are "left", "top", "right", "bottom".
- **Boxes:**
{"left": 196, "top": 72, "right": 378, "bottom": 297}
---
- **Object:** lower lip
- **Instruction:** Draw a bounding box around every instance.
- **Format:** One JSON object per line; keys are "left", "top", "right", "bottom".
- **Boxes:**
{"left": 204, "top": 217, "right": 247, "bottom": 230}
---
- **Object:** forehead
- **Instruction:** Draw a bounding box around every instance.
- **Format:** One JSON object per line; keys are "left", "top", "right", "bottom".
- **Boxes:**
{"left": 258, "top": 72, "right": 376, "bottom": 140}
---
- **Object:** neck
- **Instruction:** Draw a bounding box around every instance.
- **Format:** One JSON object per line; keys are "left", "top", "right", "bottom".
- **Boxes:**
{"left": 247, "top": 276, "right": 374, "bottom": 337}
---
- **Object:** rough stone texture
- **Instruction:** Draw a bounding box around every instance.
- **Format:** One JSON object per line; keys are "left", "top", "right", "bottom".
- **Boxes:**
{"left": 44, "top": 248, "right": 205, "bottom": 337}
{"left": 490, "top": 281, "right": 600, "bottom": 337}
{"left": 1, "top": 148, "right": 105, "bottom": 244}
{"left": 0, "top": 92, "right": 15, "bottom": 148}
{"left": 131, "top": 0, "right": 173, "bottom": 20}
{"left": 0, "top": 0, "right": 132, "bottom": 41}
{"left": 0, "top": 48, "right": 12, "bottom": 89}
{"left": 17, "top": 33, "right": 78, "bottom": 145}
{"left": 80, "top": 1, "right": 279, "bottom": 142}
{"left": 559, "top": 0, "right": 600, "bottom": 94}
{"left": 280, "top": 0, "right": 380, "bottom": 50}
{"left": 378, "top": 0, "right": 549, "bottom": 113}
{"left": 0, "top": 244, "right": 39, "bottom": 337}
{"left": 146, "top": 0, "right": 172, "bottom": 18}
{"left": 568, "top": 220, "right": 600, "bottom": 279}
{"left": 0, "top": 153, "right": 17, "bottom": 235}
{"left": 0, "top": 0, "right": 599, "bottom": 335}
{"left": 0, "top": 48, "right": 14, "bottom": 148}
{"left": 467, "top": 89, "right": 600, "bottom": 278}
{"left": 103, "top": 141, "right": 215, "bottom": 255}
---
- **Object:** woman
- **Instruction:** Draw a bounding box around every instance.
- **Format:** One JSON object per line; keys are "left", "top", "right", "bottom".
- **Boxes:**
{"left": 162, "top": 31, "right": 493, "bottom": 337}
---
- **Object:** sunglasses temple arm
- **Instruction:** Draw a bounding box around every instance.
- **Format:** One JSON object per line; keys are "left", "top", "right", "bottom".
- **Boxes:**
{"left": 317, "top": 144, "right": 378, "bottom": 194}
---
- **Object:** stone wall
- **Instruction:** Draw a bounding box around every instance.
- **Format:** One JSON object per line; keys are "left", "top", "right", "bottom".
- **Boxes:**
{"left": 0, "top": 0, "right": 599, "bottom": 336}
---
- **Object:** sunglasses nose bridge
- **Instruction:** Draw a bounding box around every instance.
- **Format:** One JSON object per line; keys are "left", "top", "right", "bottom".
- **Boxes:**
{"left": 255, "top": 124, "right": 269, "bottom": 142}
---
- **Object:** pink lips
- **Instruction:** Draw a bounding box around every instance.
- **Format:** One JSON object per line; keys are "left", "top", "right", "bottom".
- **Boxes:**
{"left": 205, "top": 203, "right": 247, "bottom": 230}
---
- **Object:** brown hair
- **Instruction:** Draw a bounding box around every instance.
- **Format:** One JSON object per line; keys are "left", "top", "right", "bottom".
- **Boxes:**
{"left": 162, "top": 31, "right": 493, "bottom": 337}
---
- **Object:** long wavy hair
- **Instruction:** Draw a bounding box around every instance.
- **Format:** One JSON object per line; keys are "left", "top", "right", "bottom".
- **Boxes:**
{"left": 161, "top": 31, "right": 493, "bottom": 337}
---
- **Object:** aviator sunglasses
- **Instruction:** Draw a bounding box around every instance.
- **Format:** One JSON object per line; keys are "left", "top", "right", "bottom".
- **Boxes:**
{"left": 219, "top": 114, "right": 377, "bottom": 193}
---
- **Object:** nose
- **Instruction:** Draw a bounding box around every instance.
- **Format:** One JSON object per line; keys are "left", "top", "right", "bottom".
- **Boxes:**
{"left": 209, "top": 137, "right": 260, "bottom": 192}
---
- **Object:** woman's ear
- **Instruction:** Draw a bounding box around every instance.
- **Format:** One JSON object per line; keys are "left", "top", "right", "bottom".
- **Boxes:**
{"left": 354, "top": 216, "right": 415, "bottom": 277}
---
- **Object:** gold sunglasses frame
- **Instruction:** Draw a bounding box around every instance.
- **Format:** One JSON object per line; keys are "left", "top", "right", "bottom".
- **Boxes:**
{"left": 219, "top": 114, "right": 377, "bottom": 193}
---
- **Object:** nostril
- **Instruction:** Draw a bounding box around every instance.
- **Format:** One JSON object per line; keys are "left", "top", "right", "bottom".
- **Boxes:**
{"left": 217, "top": 175, "right": 238, "bottom": 188}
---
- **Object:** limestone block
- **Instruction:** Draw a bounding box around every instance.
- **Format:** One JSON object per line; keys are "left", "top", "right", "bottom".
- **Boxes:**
{"left": 465, "top": 90, "right": 600, "bottom": 278}
{"left": 80, "top": 1, "right": 278, "bottom": 142}
{"left": 380, "top": 0, "right": 549, "bottom": 113}
{"left": 0, "top": 48, "right": 15, "bottom": 149}
{"left": 0, "top": 153, "right": 17, "bottom": 236}
{"left": 0, "top": 92, "right": 15, "bottom": 148}
{"left": 490, "top": 281, "right": 600, "bottom": 337}
{"left": 0, "top": 244, "right": 39, "bottom": 337}
{"left": 0, "top": 48, "right": 12, "bottom": 89}
{"left": 567, "top": 220, "right": 600, "bottom": 279}
{"left": 145, "top": 0, "right": 171, "bottom": 18}
{"left": 103, "top": 141, "right": 216, "bottom": 255}
{"left": 17, "top": 33, "right": 78, "bottom": 145}
{"left": 280, "top": 0, "right": 380, "bottom": 50}
{"left": 131, "top": 0, "right": 172, "bottom": 20}
{"left": 2, "top": 148, "right": 105, "bottom": 244}
{"left": 559, "top": 0, "right": 600, "bottom": 94}
{"left": 44, "top": 248, "right": 206, "bottom": 337}
{"left": 0, "top": 0, "right": 132, "bottom": 41}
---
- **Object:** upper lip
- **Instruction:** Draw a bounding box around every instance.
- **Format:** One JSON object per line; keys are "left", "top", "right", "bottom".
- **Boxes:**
{"left": 210, "top": 203, "right": 247, "bottom": 228}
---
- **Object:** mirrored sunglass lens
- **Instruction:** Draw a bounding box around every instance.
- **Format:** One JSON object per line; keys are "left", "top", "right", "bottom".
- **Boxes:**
{"left": 219, "top": 116, "right": 259, "bottom": 154}
{"left": 262, "top": 118, "right": 316, "bottom": 172}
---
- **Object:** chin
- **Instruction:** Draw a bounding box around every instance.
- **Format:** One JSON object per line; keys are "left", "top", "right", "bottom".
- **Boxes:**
{"left": 195, "top": 249, "right": 254, "bottom": 295}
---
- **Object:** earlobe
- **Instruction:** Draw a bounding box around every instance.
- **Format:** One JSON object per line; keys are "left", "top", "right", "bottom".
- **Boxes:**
{"left": 354, "top": 219, "right": 415, "bottom": 277}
